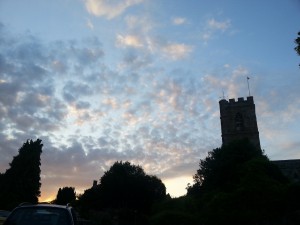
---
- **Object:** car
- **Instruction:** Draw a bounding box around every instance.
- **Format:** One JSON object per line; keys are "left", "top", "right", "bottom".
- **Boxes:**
{"left": 3, "top": 203, "right": 79, "bottom": 225}
{"left": 0, "top": 210, "right": 10, "bottom": 225}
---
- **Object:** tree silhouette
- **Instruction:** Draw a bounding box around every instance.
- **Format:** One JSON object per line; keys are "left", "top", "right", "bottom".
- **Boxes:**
{"left": 295, "top": 31, "right": 300, "bottom": 67}
{"left": 192, "top": 139, "right": 265, "bottom": 192}
{"left": 54, "top": 187, "right": 76, "bottom": 205}
{"left": 98, "top": 161, "right": 166, "bottom": 212}
{"left": 187, "top": 139, "right": 291, "bottom": 225}
{"left": 78, "top": 161, "right": 167, "bottom": 225}
{"left": 0, "top": 139, "right": 43, "bottom": 210}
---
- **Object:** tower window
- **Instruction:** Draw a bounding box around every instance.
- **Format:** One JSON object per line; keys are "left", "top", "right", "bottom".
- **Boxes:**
{"left": 235, "top": 113, "right": 244, "bottom": 131}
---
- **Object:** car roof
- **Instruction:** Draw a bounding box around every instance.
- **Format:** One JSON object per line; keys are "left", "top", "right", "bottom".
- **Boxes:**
{"left": 16, "top": 203, "right": 72, "bottom": 210}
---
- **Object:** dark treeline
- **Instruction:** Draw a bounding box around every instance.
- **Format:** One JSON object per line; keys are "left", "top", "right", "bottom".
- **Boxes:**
{"left": 1, "top": 139, "right": 300, "bottom": 225}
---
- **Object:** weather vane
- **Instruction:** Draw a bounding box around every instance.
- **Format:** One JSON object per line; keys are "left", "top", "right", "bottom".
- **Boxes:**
{"left": 247, "top": 76, "right": 251, "bottom": 96}
{"left": 220, "top": 90, "right": 227, "bottom": 100}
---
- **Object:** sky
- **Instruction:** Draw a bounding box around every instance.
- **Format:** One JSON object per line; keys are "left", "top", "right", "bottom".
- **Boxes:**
{"left": 0, "top": 0, "right": 300, "bottom": 202}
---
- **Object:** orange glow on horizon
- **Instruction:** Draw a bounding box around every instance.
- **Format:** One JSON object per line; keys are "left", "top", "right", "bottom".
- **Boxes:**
{"left": 39, "top": 195, "right": 55, "bottom": 203}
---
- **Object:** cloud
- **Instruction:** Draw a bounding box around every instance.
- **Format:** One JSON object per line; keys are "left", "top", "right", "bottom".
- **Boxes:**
{"left": 201, "top": 32, "right": 212, "bottom": 42}
{"left": 208, "top": 18, "right": 231, "bottom": 31}
{"left": 162, "top": 43, "right": 194, "bottom": 60}
{"left": 86, "top": 18, "right": 94, "bottom": 30}
{"left": 116, "top": 34, "right": 143, "bottom": 48}
{"left": 116, "top": 14, "right": 193, "bottom": 63}
{"left": 201, "top": 65, "right": 251, "bottom": 100}
{"left": 62, "top": 81, "right": 94, "bottom": 103}
{"left": 201, "top": 18, "right": 232, "bottom": 42}
{"left": 140, "top": 37, "right": 194, "bottom": 61}
{"left": 0, "top": 21, "right": 222, "bottom": 200}
{"left": 4, "top": 22, "right": 283, "bottom": 201}
{"left": 116, "top": 35, "right": 193, "bottom": 71}
{"left": 256, "top": 80, "right": 300, "bottom": 160}
{"left": 120, "top": 50, "right": 153, "bottom": 70}
{"left": 125, "top": 15, "right": 153, "bottom": 33}
{"left": 84, "top": 0, "right": 144, "bottom": 19}
{"left": 0, "top": 25, "right": 107, "bottom": 139}
{"left": 102, "top": 97, "right": 119, "bottom": 109}
{"left": 172, "top": 17, "right": 187, "bottom": 25}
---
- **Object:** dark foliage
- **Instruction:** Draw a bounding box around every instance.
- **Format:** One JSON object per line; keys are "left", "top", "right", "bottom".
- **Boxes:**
{"left": 295, "top": 31, "right": 300, "bottom": 67}
{"left": 185, "top": 139, "right": 294, "bottom": 225}
{"left": 97, "top": 161, "right": 166, "bottom": 212}
{"left": 150, "top": 196, "right": 199, "bottom": 225}
{"left": 199, "top": 158, "right": 289, "bottom": 225}
{"left": 78, "top": 161, "right": 166, "bottom": 224}
{"left": 190, "top": 139, "right": 265, "bottom": 193}
{"left": 54, "top": 186, "right": 76, "bottom": 205}
{"left": 0, "top": 139, "right": 43, "bottom": 210}
{"left": 77, "top": 186, "right": 102, "bottom": 213}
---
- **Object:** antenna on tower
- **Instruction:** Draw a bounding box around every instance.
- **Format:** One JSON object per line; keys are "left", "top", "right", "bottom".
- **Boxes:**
{"left": 247, "top": 76, "right": 251, "bottom": 96}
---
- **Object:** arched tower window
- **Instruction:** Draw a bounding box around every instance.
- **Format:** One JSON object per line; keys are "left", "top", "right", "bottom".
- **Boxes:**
{"left": 235, "top": 113, "right": 244, "bottom": 131}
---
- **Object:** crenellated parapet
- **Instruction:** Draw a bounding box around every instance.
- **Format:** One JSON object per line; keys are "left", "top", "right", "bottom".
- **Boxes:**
{"left": 219, "top": 96, "right": 254, "bottom": 106}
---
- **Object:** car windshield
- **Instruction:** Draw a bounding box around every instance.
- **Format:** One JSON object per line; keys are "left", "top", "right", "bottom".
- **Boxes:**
{"left": 4, "top": 206, "right": 72, "bottom": 225}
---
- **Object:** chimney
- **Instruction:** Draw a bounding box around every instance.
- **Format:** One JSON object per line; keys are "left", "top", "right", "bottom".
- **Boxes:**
{"left": 93, "top": 180, "right": 97, "bottom": 188}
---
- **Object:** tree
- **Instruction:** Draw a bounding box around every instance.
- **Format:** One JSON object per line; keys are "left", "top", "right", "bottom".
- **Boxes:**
{"left": 295, "top": 31, "right": 300, "bottom": 67}
{"left": 98, "top": 161, "right": 166, "bottom": 212}
{"left": 54, "top": 187, "right": 76, "bottom": 205}
{"left": 190, "top": 139, "right": 265, "bottom": 193}
{"left": 187, "top": 139, "right": 291, "bottom": 225}
{"left": 0, "top": 139, "right": 43, "bottom": 210}
{"left": 78, "top": 161, "right": 167, "bottom": 224}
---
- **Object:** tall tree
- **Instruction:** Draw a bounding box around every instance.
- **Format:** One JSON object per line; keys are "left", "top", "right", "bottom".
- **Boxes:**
{"left": 55, "top": 187, "right": 76, "bottom": 205}
{"left": 0, "top": 139, "right": 43, "bottom": 209}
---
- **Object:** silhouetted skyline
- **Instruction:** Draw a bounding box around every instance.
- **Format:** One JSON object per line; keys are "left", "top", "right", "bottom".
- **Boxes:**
{"left": 0, "top": 0, "right": 299, "bottom": 202}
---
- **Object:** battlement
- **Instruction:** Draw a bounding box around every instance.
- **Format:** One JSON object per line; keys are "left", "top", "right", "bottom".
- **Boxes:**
{"left": 219, "top": 96, "right": 254, "bottom": 106}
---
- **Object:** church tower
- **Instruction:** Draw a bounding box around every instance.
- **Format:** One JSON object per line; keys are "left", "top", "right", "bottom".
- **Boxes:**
{"left": 219, "top": 96, "right": 261, "bottom": 149}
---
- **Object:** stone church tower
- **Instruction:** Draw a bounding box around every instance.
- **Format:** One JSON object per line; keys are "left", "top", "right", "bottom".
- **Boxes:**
{"left": 218, "top": 95, "right": 300, "bottom": 183}
{"left": 219, "top": 96, "right": 261, "bottom": 149}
